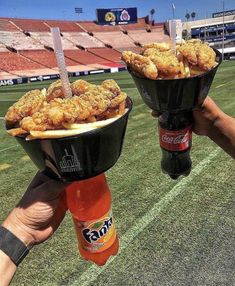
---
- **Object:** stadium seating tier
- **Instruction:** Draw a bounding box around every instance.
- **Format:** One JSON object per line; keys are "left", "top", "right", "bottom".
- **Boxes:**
{"left": 45, "top": 20, "right": 84, "bottom": 32}
{"left": 94, "top": 31, "right": 136, "bottom": 48}
{"left": 0, "top": 19, "right": 19, "bottom": 31}
{"left": 20, "top": 50, "right": 81, "bottom": 68}
{"left": 63, "top": 32, "right": 105, "bottom": 48}
{"left": 0, "top": 32, "right": 45, "bottom": 50}
{"left": 10, "top": 18, "right": 50, "bottom": 32}
{"left": 79, "top": 21, "right": 122, "bottom": 32}
{"left": 0, "top": 52, "right": 44, "bottom": 72}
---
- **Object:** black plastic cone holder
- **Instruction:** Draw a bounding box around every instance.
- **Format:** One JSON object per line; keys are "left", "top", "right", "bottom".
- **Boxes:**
{"left": 10, "top": 97, "right": 133, "bottom": 182}
{"left": 129, "top": 49, "right": 222, "bottom": 112}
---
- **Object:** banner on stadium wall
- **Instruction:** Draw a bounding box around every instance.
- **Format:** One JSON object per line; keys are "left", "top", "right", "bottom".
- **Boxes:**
{"left": 96, "top": 7, "right": 137, "bottom": 25}
{"left": 212, "top": 9, "right": 235, "bottom": 18}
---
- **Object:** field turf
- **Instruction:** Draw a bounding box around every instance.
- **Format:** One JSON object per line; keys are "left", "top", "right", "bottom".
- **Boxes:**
{"left": 0, "top": 63, "right": 235, "bottom": 286}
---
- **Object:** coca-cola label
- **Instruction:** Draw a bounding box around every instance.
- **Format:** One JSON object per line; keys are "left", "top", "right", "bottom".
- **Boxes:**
{"left": 159, "top": 126, "right": 192, "bottom": 151}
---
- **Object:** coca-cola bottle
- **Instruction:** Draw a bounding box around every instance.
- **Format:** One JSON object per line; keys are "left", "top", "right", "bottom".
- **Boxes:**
{"left": 158, "top": 111, "right": 193, "bottom": 180}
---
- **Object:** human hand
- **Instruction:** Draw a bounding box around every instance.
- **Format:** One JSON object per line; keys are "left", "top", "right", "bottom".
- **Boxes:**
{"left": 151, "top": 97, "right": 223, "bottom": 137}
{"left": 192, "top": 96, "right": 223, "bottom": 136}
{"left": 2, "top": 172, "right": 68, "bottom": 247}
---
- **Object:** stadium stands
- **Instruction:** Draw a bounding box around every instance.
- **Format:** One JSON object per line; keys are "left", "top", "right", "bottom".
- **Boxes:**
{"left": 79, "top": 21, "right": 121, "bottom": 32}
{"left": 128, "top": 30, "right": 169, "bottom": 45}
{"left": 45, "top": 20, "right": 84, "bottom": 32}
{"left": 30, "top": 32, "right": 77, "bottom": 49}
{"left": 0, "top": 69, "right": 19, "bottom": 80}
{"left": 0, "top": 43, "right": 9, "bottom": 52}
{"left": 10, "top": 18, "right": 50, "bottom": 32}
{"left": 0, "top": 18, "right": 19, "bottom": 31}
{"left": 20, "top": 50, "right": 81, "bottom": 68}
{"left": 94, "top": 31, "right": 135, "bottom": 48}
{"left": 63, "top": 32, "right": 105, "bottom": 48}
{"left": 29, "top": 32, "right": 53, "bottom": 47}
{"left": 0, "top": 31, "right": 44, "bottom": 50}
{"left": 88, "top": 48, "right": 121, "bottom": 64}
{"left": 0, "top": 51, "right": 44, "bottom": 72}
{"left": 64, "top": 49, "right": 117, "bottom": 69}
{"left": 115, "top": 46, "right": 142, "bottom": 54}
{"left": 120, "top": 18, "right": 149, "bottom": 31}
{"left": 0, "top": 17, "right": 170, "bottom": 79}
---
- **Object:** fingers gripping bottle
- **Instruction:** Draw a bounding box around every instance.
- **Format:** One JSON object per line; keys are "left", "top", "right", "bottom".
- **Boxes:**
{"left": 66, "top": 173, "right": 119, "bottom": 266}
{"left": 158, "top": 111, "right": 193, "bottom": 180}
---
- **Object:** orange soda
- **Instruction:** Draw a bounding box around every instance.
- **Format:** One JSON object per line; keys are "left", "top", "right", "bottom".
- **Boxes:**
{"left": 65, "top": 173, "right": 119, "bottom": 266}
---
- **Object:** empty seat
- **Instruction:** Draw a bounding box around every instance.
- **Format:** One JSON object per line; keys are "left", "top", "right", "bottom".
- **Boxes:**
{"left": 0, "top": 18, "right": 19, "bottom": 31}
{"left": 30, "top": 32, "right": 76, "bottom": 49}
{"left": 0, "top": 43, "right": 8, "bottom": 52}
{"left": 128, "top": 30, "right": 170, "bottom": 45}
{"left": 45, "top": 20, "right": 84, "bottom": 32}
{"left": 64, "top": 49, "right": 113, "bottom": 66}
{"left": 115, "top": 46, "right": 143, "bottom": 54}
{"left": 63, "top": 32, "right": 104, "bottom": 48}
{"left": 20, "top": 50, "right": 80, "bottom": 68}
{"left": 79, "top": 21, "right": 121, "bottom": 32}
{"left": 11, "top": 19, "right": 50, "bottom": 32}
{"left": 0, "top": 51, "right": 44, "bottom": 71}
{"left": 0, "top": 32, "right": 44, "bottom": 50}
{"left": 88, "top": 48, "right": 121, "bottom": 62}
{"left": 121, "top": 18, "right": 149, "bottom": 31}
{"left": 94, "top": 31, "right": 135, "bottom": 48}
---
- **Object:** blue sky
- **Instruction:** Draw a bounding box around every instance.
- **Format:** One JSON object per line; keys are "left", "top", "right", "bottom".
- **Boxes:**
{"left": 0, "top": 0, "right": 234, "bottom": 22}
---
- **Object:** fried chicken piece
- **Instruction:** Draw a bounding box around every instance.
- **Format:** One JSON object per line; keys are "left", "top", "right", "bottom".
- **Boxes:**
{"left": 178, "top": 39, "right": 216, "bottom": 71}
{"left": 121, "top": 51, "right": 158, "bottom": 79}
{"left": 5, "top": 89, "right": 45, "bottom": 125}
{"left": 46, "top": 80, "right": 65, "bottom": 101}
{"left": 101, "top": 79, "right": 121, "bottom": 95}
{"left": 20, "top": 84, "right": 127, "bottom": 132}
{"left": 71, "top": 79, "right": 95, "bottom": 96}
{"left": 143, "top": 48, "right": 181, "bottom": 76}
{"left": 143, "top": 42, "right": 171, "bottom": 52}
{"left": 101, "top": 80, "right": 126, "bottom": 107}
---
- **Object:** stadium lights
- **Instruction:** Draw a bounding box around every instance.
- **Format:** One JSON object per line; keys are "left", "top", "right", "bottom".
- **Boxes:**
{"left": 75, "top": 7, "right": 83, "bottom": 14}
{"left": 75, "top": 8, "right": 83, "bottom": 13}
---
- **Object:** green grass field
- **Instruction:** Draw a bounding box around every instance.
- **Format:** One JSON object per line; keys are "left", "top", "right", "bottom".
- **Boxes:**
{"left": 0, "top": 64, "right": 235, "bottom": 286}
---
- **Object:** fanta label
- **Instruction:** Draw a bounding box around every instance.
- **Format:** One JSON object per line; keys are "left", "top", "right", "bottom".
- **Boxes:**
{"left": 73, "top": 211, "right": 117, "bottom": 253}
{"left": 159, "top": 126, "right": 192, "bottom": 151}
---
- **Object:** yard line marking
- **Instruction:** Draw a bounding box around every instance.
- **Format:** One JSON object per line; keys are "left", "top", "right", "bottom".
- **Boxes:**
{"left": 0, "top": 163, "right": 11, "bottom": 171}
{"left": 0, "top": 117, "right": 4, "bottom": 120}
{"left": 132, "top": 113, "right": 146, "bottom": 120}
{"left": 68, "top": 147, "right": 221, "bottom": 286}
{"left": 0, "top": 99, "right": 16, "bottom": 101}
{"left": 0, "top": 145, "right": 19, "bottom": 152}
{"left": 122, "top": 87, "right": 137, "bottom": 90}
{"left": 215, "top": 80, "right": 234, "bottom": 89}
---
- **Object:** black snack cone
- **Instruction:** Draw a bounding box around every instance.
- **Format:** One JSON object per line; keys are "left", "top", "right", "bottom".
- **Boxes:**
{"left": 12, "top": 97, "right": 132, "bottom": 182}
{"left": 129, "top": 49, "right": 222, "bottom": 112}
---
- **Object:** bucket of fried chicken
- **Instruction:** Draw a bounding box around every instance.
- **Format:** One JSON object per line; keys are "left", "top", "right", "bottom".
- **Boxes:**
{"left": 5, "top": 79, "right": 132, "bottom": 181}
{"left": 122, "top": 40, "right": 222, "bottom": 112}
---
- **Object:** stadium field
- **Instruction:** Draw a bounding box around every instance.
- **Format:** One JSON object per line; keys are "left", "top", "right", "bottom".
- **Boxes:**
{"left": 0, "top": 62, "right": 235, "bottom": 286}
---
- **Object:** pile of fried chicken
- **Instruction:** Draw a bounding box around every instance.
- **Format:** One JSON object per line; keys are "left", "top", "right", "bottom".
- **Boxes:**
{"left": 5, "top": 79, "right": 127, "bottom": 136}
{"left": 121, "top": 39, "right": 217, "bottom": 80}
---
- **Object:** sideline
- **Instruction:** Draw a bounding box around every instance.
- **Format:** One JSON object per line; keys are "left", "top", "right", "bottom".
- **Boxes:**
{"left": 67, "top": 147, "right": 221, "bottom": 286}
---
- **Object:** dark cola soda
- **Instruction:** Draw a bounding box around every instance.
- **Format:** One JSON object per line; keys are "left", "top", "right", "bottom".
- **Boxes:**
{"left": 158, "top": 111, "right": 193, "bottom": 180}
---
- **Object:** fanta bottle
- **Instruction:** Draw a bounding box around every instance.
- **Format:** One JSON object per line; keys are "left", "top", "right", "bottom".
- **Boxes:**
{"left": 65, "top": 173, "right": 119, "bottom": 266}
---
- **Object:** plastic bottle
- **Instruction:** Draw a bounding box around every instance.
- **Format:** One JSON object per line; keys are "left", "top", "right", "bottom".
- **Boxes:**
{"left": 65, "top": 173, "right": 119, "bottom": 266}
{"left": 158, "top": 111, "right": 193, "bottom": 179}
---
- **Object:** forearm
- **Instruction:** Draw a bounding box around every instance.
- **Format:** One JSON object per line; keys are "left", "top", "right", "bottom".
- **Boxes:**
{"left": 0, "top": 250, "right": 17, "bottom": 286}
{"left": 208, "top": 112, "right": 235, "bottom": 159}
